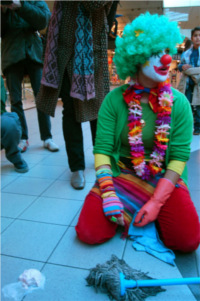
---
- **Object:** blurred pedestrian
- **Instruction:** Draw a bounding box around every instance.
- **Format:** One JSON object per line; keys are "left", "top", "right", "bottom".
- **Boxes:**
{"left": 1, "top": 0, "right": 59, "bottom": 152}
{"left": 178, "top": 26, "right": 200, "bottom": 135}
{"left": 1, "top": 76, "right": 29, "bottom": 173}
{"left": 37, "top": 1, "right": 114, "bottom": 189}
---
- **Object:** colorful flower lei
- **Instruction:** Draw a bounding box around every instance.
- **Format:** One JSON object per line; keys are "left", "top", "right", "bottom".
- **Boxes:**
{"left": 123, "top": 79, "right": 173, "bottom": 180}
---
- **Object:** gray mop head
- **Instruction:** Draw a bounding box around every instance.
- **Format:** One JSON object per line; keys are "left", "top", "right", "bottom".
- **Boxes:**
{"left": 86, "top": 255, "right": 165, "bottom": 301}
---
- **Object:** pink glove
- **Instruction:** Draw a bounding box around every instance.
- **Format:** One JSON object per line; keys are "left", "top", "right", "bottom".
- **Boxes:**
{"left": 134, "top": 178, "right": 175, "bottom": 227}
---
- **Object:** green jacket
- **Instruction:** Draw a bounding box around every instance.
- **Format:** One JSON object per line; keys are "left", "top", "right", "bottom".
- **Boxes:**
{"left": 1, "top": 0, "right": 51, "bottom": 73}
{"left": 94, "top": 85, "right": 193, "bottom": 185}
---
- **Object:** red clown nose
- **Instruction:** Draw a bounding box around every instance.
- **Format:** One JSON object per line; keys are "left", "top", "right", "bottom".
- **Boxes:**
{"left": 160, "top": 54, "right": 172, "bottom": 65}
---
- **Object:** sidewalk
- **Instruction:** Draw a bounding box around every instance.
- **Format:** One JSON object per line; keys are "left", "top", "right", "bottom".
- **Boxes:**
{"left": 1, "top": 101, "right": 200, "bottom": 301}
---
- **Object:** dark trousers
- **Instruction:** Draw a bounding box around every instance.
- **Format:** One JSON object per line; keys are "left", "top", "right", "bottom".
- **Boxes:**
{"left": 60, "top": 72, "right": 97, "bottom": 172}
{"left": 1, "top": 112, "right": 23, "bottom": 164}
{"left": 185, "top": 84, "right": 200, "bottom": 132}
{"left": 5, "top": 59, "right": 52, "bottom": 140}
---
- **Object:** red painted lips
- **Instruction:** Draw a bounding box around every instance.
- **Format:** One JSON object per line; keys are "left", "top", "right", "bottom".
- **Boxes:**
{"left": 154, "top": 65, "right": 169, "bottom": 76}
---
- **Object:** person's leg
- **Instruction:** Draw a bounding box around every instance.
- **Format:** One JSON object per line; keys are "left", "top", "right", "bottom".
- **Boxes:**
{"left": 157, "top": 183, "right": 200, "bottom": 252}
{"left": 60, "top": 71, "right": 85, "bottom": 172}
{"left": 185, "top": 84, "right": 198, "bottom": 133}
{"left": 185, "top": 85, "right": 193, "bottom": 104}
{"left": 1, "top": 112, "right": 28, "bottom": 172}
{"left": 193, "top": 105, "right": 200, "bottom": 134}
{"left": 1, "top": 112, "right": 29, "bottom": 173}
{"left": 27, "top": 61, "right": 52, "bottom": 141}
{"left": 90, "top": 119, "right": 97, "bottom": 146}
{"left": 1, "top": 112, "right": 22, "bottom": 163}
{"left": 75, "top": 190, "right": 118, "bottom": 244}
{"left": 5, "top": 62, "right": 28, "bottom": 140}
{"left": 37, "top": 109, "right": 52, "bottom": 141}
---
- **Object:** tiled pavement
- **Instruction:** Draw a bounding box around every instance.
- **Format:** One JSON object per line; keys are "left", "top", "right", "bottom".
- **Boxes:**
{"left": 1, "top": 101, "right": 200, "bottom": 301}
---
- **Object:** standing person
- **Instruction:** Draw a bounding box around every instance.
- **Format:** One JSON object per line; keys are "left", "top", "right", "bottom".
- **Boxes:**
{"left": 37, "top": 1, "right": 114, "bottom": 190}
{"left": 1, "top": 0, "right": 59, "bottom": 152}
{"left": 178, "top": 26, "right": 200, "bottom": 135}
{"left": 75, "top": 13, "right": 200, "bottom": 252}
{"left": 1, "top": 76, "right": 28, "bottom": 173}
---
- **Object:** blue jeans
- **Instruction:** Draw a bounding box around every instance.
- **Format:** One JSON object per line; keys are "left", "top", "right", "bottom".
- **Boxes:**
{"left": 185, "top": 84, "right": 200, "bottom": 132}
{"left": 1, "top": 112, "right": 23, "bottom": 164}
{"left": 5, "top": 59, "right": 52, "bottom": 140}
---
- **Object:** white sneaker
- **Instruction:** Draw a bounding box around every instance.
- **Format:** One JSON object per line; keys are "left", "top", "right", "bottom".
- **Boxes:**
{"left": 18, "top": 140, "right": 29, "bottom": 153}
{"left": 44, "top": 138, "right": 59, "bottom": 152}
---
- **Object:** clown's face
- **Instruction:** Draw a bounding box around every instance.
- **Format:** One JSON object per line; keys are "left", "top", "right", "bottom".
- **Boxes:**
{"left": 141, "top": 50, "right": 172, "bottom": 83}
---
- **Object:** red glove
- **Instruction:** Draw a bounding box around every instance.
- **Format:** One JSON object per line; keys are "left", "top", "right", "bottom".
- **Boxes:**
{"left": 134, "top": 178, "right": 175, "bottom": 227}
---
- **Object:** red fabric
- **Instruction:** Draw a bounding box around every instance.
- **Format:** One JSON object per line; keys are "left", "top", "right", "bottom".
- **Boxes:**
{"left": 157, "top": 185, "right": 200, "bottom": 252}
{"left": 75, "top": 191, "right": 117, "bottom": 244}
{"left": 76, "top": 185, "right": 200, "bottom": 251}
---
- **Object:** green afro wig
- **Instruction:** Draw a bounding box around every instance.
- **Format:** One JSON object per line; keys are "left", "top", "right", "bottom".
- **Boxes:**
{"left": 114, "top": 12, "right": 183, "bottom": 80}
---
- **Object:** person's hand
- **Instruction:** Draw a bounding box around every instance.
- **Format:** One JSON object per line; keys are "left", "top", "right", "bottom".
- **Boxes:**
{"left": 110, "top": 214, "right": 125, "bottom": 226}
{"left": 134, "top": 177, "right": 175, "bottom": 227}
{"left": 102, "top": 193, "right": 125, "bottom": 226}
{"left": 182, "top": 64, "right": 192, "bottom": 71}
{"left": 134, "top": 199, "right": 161, "bottom": 227}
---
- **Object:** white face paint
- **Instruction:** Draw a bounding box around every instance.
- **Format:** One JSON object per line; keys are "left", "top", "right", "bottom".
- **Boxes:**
{"left": 141, "top": 50, "right": 170, "bottom": 83}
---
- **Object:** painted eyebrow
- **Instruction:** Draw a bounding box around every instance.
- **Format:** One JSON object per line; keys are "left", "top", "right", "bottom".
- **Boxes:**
{"left": 152, "top": 52, "right": 162, "bottom": 58}
{"left": 152, "top": 49, "right": 170, "bottom": 57}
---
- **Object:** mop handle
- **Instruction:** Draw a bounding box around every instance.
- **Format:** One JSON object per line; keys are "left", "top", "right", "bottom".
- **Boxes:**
{"left": 134, "top": 277, "right": 200, "bottom": 287}
{"left": 120, "top": 273, "right": 200, "bottom": 296}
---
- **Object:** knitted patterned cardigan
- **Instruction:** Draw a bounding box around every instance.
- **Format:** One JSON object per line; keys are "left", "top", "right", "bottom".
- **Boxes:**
{"left": 36, "top": 1, "right": 112, "bottom": 123}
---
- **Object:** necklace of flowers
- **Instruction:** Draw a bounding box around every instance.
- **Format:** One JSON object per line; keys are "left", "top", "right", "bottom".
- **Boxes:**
{"left": 123, "top": 78, "right": 173, "bottom": 180}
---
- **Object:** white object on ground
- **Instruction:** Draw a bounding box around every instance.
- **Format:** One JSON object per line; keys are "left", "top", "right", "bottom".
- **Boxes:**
{"left": 2, "top": 269, "right": 45, "bottom": 301}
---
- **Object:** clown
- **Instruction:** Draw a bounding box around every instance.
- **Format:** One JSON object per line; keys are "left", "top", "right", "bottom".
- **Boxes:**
{"left": 75, "top": 13, "right": 200, "bottom": 254}
{"left": 141, "top": 50, "right": 172, "bottom": 83}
